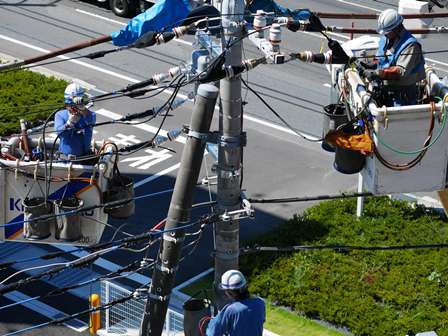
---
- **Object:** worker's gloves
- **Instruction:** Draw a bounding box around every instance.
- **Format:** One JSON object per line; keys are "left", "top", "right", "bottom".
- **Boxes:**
{"left": 362, "top": 69, "right": 381, "bottom": 81}
{"left": 67, "top": 113, "right": 81, "bottom": 128}
{"left": 355, "top": 61, "right": 380, "bottom": 81}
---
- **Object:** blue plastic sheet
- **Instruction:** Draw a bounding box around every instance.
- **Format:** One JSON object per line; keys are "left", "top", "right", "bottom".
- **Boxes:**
{"left": 111, "top": 0, "right": 192, "bottom": 46}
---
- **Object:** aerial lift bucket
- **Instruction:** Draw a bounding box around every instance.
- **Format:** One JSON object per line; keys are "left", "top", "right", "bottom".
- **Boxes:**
{"left": 54, "top": 197, "right": 84, "bottom": 242}
{"left": 23, "top": 197, "right": 54, "bottom": 240}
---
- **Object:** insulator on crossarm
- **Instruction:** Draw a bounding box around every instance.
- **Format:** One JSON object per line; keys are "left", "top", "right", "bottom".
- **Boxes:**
{"left": 253, "top": 10, "right": 267, "bottom": 38}
{"left": 269, "top": 24, "right": 282, "bottom": 52}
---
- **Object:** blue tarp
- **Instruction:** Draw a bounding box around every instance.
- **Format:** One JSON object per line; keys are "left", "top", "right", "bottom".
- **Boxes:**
{"left": 111, "top": 0, "right": 192, "bottom": 46}
{"left": 111, "top": 0, "right": 311, "bottom": 46}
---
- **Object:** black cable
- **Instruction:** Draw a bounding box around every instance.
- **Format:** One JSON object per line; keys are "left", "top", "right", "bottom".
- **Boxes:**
{"left": 248, "top": 191, "right": 374, "bottom": 204}
{"left": 241, "top": 78, "right": 323, "bottom": 142}
{"left": 0, "top": 288, "right": 146, "bottom": 336}
{"left": 0, "top": 259, "right": 151, "bottom": 312}
{"left": 241, "top": 243, "right": 448, "bottom": 254}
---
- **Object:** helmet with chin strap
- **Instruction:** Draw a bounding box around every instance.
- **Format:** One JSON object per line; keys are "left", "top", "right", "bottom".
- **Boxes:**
{"left": 377, "top": 9, "right": 403, "bottom": 35}
{"left": 64, "top": 83, "right": 86, "bottom": 106}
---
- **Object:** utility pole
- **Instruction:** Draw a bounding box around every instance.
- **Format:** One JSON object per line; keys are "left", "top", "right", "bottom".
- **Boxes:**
{"left": 214, "top": 0, "right": 245, "bottom": 288}
{"left": 140, "top": 84, "right": 219, "bottom": 336}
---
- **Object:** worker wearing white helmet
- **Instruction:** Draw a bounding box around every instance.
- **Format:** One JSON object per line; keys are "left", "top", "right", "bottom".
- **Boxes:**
{"left": 357, "top": 8, "right": 425, "bottom": 106}
{"left": 54, "top": 83, "right": 96, "bottom": 159}
{"left": 206, "top": 270, "right": 265, "bottom": 336}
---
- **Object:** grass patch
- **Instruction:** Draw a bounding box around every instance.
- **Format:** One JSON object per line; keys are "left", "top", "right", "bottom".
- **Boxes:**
{"left": 266, "top": 304, "right": 344, "bottom": 336}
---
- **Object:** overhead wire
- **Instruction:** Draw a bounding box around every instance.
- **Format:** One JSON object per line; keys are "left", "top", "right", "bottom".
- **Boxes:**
{"left": 241, "top": 78, "right": 323, "bottom": 142}
{"left": 241, "top": 243, "right": 448, "bottom": 254}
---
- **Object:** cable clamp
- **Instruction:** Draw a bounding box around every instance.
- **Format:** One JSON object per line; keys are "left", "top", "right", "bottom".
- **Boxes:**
{"left": 201, "top": 175, "right": 217, "bottom": 186}
{"left": 163, "top": 233, "right": 185, "bottom": 244}
{"left": 147, "top": 292, "right": 170, "bottom": 302}
{"left": 219, "top": 133, "right": 247, "bottom": 148}
{"left": 220, "top": 199, "right": 255, "bottom": 222}
{"left": 156, "top": 263, "right": 178, "bottom": 274}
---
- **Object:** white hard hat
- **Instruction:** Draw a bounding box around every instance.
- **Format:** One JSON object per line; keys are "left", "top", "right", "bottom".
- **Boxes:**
{"left": 377, "top": 9, "right": 403, "bottom": 35}
{"left": 64, "top": 83, "right": 85, "bottom": 105}
{"left": 219, "top": 270, "right": 247, "bottom": 290}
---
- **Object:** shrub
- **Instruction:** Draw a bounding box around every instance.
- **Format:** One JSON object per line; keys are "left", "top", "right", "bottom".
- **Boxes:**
{"left": 0, "top": 69, "right": 67, "bottom": 135}
{"left": 241, "top": 197, "right": 448, "bottom": 336}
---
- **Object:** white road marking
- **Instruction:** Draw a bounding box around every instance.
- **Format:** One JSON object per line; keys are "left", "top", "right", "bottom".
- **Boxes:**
{"left": 108, "top": 133, "right": 141, "bottom": 146}
{"left": 244, "top": 114, "right": 320, "bottom": 140}
{"left": 336, "top": 0, "right": 381, "bottom": 12}
{"left": 76, "top": 8, "right": 127, "bottom": 25}
{"left": 121, "top": 148, "right": 173, "bottom": 170}
{"left": 95, "top": 108, "right": 187, "bottom": 144}
{"left": 0, "top": 34, "right": 140, "bottom": 83}
{"left": 323, "top": 83, "right": 331, "bottom": 88}
{"left": 75, "top": 8, "right": 193, "bottom": 46}
{"left": 134, "top": 163, "right": 181, "bottom": 188}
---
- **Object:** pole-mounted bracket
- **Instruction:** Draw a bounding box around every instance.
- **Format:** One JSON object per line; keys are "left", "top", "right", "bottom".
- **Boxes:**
{"left": 183, "top": 126, "right": 247, "bottom": 148}
{"left": 220, "top": 198, "right": 255, "bottom": 221}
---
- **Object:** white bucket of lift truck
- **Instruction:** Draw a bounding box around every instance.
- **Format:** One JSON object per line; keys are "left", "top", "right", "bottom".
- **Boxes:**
{"left": 399, "top": 0, "right": 432, "bottom": 39}
{"left": 361, "top": 104, "right": 448, "bottom": 194}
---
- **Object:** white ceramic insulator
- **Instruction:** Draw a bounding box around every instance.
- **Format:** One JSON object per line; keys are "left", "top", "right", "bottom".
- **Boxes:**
{"left": 269, "top": 23, "right": 282, "bottom": 52}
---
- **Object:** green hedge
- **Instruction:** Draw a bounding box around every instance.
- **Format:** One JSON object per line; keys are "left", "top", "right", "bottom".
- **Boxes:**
{"left": 0, "top": 69, "right": 67, "bottom": 135}
{"left": 241, "top": 197, "right": 448, "bottom": 336}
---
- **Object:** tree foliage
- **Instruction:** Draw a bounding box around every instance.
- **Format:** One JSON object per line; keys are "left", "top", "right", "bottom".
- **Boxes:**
{"left": 0, "top": 69, "right": 66, "bottom": 135}
{"left": 241, "top": 197, "right": 448, "bottom": 335}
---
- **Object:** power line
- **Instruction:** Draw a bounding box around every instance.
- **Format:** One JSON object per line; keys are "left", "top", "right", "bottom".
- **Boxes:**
{"left": 241, "top": 78, "right": 323, "bottom": 142}
{"left": 0, "top": 285, "right": 148, "bottom": 336}
{"left": 241, "top": 243, "right": 448, "bottom": 254}
{"left": 248, "top": 191, "right": 374, "bottom": 204}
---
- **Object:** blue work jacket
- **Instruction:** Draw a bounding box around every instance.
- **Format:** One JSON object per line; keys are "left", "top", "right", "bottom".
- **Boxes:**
{"left": 54, "top": 109, "right": 96, "bottom": 157}
{"left": 206, "top": 297, "right": 266, "bottom": 336}
{"left": 376, "top": 30, "right": 425, "bottom": 76}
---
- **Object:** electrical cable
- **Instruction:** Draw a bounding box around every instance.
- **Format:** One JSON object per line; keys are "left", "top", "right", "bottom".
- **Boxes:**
{"left": 0, "top": 258, "right": 152, "bottom": 312}
{"left": 241, "top": 78, "right": 323, "bottom": 142}
{"left": 0, "top": 214, "right": 217, "bottom": 294}
{"left": 0, "top": 285, "right": 148, "bottom": 336}
{"left": 241, "top": 243, "right": 448, "bottom": 254}
{"left": 248, "top": 191, "right": 374, "bottom": 204}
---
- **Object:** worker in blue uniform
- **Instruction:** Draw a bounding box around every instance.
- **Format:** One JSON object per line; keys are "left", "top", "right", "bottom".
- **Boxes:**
{"left": 54, "top": 83, "right": 96, "bottom": 160}
{"left": 358, "top": 9, "right": 425, "bottom": 106}
{"left": 206, "top": 270, "right": 265, "bottom": 336}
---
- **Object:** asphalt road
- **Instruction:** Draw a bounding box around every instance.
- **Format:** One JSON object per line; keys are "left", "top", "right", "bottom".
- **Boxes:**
{"left": 0, "top": 0, "right": 447, "bottom": 334}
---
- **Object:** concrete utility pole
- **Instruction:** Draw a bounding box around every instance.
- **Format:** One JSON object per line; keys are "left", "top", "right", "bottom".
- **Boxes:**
{"left": 214, "top": 0, "right": 245, "bottom": 287}
{"left": 140, "top": 84, "right": 219, "bottom": 336}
